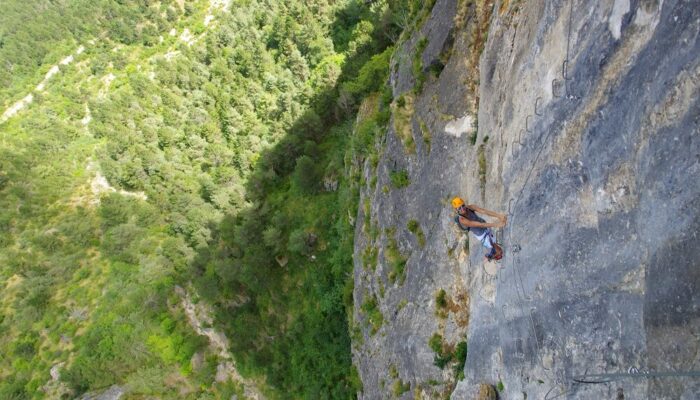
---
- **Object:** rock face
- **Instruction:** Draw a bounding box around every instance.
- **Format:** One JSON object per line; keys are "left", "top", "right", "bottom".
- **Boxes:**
{"left": 79, "top": 385, "right": 124, "bottom": 400}
{"left": 352, "top": 0, "right": 699, "bottom": 399}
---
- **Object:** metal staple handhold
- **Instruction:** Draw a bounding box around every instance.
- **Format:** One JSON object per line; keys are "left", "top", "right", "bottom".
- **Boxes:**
{"left": 552, "top": 78, "right": 562, "bottom": 98}
{"left": 562, "top": 59, "right": 573, "bottom": 97}
{"left": 517, "top": 129, "right": 525, "bottom": 145}
{"left": 535, "top": 97, "right": 543, "bottom": 116}
{"left": 526, "top": 115, "right": 533, "bottom": 133}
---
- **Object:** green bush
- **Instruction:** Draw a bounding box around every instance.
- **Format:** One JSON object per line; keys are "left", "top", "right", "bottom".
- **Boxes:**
{"left": 361, "top": 295, "right": 384, "bottom": 335}
{"left": 362, "top": 245, "right": 378, "bottom": 271}
{"left": 386, "top": 235, "right": 408, "bottom": 285}
{"left": 407, "top": 219, "right": 425, "bottom": 247}
{"left": 428, "top": 333, "right": 443, "bottom": 354}
{"left": 287, "top": 228, "right": 309, "bottom": 255}
{"left": 412, "top": 37, "right": 429, "bottom": 93}
{"left": 478, "top": 144, "right": 487, "bottom": 191}
{"left": 293, "top": 155, "right": 320, "bottom": 193}
{"left": 389, "top": 364, "right": 399, "bottom": 378}
{"left": 392, "top": 379, "right": 411, "bottom": 396}
{"left": 419, "top": 118, "right": 431, "bottom": 152}
{"left": 429, "top": 59, "right": 445, "bottom": 77}
{"left": 428, "top": 333, "right": 467, "bottom": 370}
{"left": 453, "top": 341, "right": 468, "bottom": 380}
{"left": 342, "top": 46, "right": 393, "bottom": 100}
{"left": 354, "top": 117, "right": 379, "bottom": 154}
{"left": 435, "top": 289, "right": 447, "bottom": 309}
{"left": 101, "top": 223, "right": 146, "bottom": 263}
{"left": 390, "top": 170, "right": 410, "bottom": 188}
{"left": 469, "top": 131, "right": 478, "bottom": 145}
{"left": 396, "top": 94, "right": 407, "bottom": 108}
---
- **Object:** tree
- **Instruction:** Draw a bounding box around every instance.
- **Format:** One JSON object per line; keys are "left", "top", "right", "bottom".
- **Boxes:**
{"left": 292, "top": 155, "right": 319, "bottom": 193}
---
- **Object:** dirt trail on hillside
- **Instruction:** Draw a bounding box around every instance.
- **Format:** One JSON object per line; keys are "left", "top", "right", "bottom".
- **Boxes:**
{"left": 1, "top": 46, "right": 85, "bottom": 123}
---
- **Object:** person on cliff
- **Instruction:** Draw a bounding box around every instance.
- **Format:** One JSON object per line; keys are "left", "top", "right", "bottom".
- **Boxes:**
{"left": 451, "top": 197, "right": 507, "bottom": 261}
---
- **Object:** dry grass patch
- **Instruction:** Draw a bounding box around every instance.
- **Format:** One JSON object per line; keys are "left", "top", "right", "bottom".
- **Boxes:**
{"left": 357, "top": 92, "right": 380, "bottom": 124}
{"left": 391, "top": 93, "right": 416, "bottom": 154}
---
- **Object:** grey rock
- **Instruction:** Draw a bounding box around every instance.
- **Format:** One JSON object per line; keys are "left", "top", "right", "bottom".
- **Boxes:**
{"left": 191, "top": 351, "right": 205, "bottom": 371}
{"left": 352, "top": 0, "right": 700, "bottom": 399}
{"left": 78, "top": 385, "right": 124, "bottom": 400}
{"left": 452, "top": 382, "right": 497, "bottom": 400}
{"left": 323, "top": 175, "right": 339, "bottom": 191}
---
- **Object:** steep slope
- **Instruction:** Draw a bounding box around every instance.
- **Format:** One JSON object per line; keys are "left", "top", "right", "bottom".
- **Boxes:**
{"left": 2, "top": 0, "right": 392, "bottom": 397}
{"left": 352, "top": 0, "right": 699, "bottom": 399}
{"left": 0, "top": 2, "right": 261, "bottom": 397}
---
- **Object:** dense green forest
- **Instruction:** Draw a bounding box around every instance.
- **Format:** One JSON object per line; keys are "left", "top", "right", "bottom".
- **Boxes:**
{"left": 0, "top": 0, "right": 436, "bottom": 398}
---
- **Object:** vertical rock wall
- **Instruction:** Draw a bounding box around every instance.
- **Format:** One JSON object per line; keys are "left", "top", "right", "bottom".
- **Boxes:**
{"left": 352, "top": 0, "right": 699, "bottom": 399}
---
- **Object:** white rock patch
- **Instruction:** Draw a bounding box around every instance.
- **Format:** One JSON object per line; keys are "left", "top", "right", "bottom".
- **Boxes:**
{"left": 609, "top": 0, "right": 630, "bottom": 40}
{"left": 88, "top": 161, "right": 147, "bottom": 203}
{"left": 98, "top": 73, "right": 116, "bottom": 98}
{"left": 36, "top": 66, "right": 59, "bottom": 91}
{"left": 179, "top": 28, "right": 194, "bottom": 46}
{"left": 81, "top": 104, "right": 91, "bottom": 126}
{"left": 1, "top": 94, "right": 33, "bottom": 122}
{"left": 210, "top": 0, "right": 232, "bottom": 11}
{"left": 445, "top": 114, "right": 475, "bottom": 138}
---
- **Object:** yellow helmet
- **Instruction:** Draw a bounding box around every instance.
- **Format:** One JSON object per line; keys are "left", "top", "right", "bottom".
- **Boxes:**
{"left": 451, "top": 197, "right": 465, "bottom": 209}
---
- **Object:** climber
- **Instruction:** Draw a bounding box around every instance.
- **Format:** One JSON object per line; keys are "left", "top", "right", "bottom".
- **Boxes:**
{"left": 451, "top": 197, "right": 507, "bottom": 261}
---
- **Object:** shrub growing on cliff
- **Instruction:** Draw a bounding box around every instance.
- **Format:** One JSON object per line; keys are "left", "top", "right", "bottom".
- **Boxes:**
{"left": 391, "top": 93, "right": 416, "bottom": 153}
{"left": 469, "top": 131, "right": 478, "bottom": 145}
{"left": 453, "top": 341, "right": 468, "bottom": 380}
{"left": 478, "top": 144, "right": 487, "bottom": 192}
{"left": 419, "top": 117, "right": 432, "bottom": 153}
{"left": 412, "top": 36, "right": 429, "bottom": 93}
{"left": 497, "top": 380, "right": 505, "bottom": 392}
{"left": 385, "top": 232, "right": 408, "bottom": 285}
{"left": 428, "top": 333, "right": 452, "bottom": 368}
{"left": 428, "top": 333, "right": 467, "bottom": 371}
{"left": 362, "top": 245, "right": 378, "bottom": 271}
{"left": 392, "top": 379, "right": 411, "bottom": 396}
{"left": 435, "top": 289, "right": 447, "bottom": 309}
{"left": 361, "top": 295, "right": 384, "bottom": 335}
{"left": 390, "top": 169, "right": 410, "bottom": 188}
{"left": 407, "top": 218, "right": 425, "bottom": 247}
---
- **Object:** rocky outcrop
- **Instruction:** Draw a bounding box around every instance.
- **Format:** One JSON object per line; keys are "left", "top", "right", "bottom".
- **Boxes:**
{"left": 176, "top": 286, "right": 264, "bottom": 399}
{"left": 352, "top": 0, "right": 699, "bottom": 399}
{"left": 79, "top": 385, "right": 124, "bottom": 400}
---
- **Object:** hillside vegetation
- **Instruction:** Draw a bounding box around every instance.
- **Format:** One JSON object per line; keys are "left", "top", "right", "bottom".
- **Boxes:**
{"left": 0, "top": 0, "right": 433, "bottom": 398}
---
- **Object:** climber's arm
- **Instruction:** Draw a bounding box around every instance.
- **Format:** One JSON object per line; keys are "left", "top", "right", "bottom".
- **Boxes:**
{"left": 458, "top": 215, "right": 504, "bottom": 229}
{"left": 466, "top": 205, "right": 507, "bottom": 227}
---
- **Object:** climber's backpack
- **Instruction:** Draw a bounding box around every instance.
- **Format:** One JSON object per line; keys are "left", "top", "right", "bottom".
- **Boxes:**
{"left": 488, "top": 243, "right": 504, "bottom": 261}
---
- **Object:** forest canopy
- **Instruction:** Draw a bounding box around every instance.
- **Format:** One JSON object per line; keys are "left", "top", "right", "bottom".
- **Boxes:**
{"left": 0, "top": 0, "right": 435, "bottom": 398}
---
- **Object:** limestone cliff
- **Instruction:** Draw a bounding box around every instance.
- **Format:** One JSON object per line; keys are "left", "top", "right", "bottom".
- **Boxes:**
{"left": 352, "top": 0, "right": 699, "bottom": 399}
